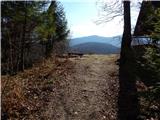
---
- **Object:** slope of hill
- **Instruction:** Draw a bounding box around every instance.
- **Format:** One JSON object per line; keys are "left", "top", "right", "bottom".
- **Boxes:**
{"left": 69, "top": 42, "right": 120, "bottom": 54}
{"left": 69, "top": 35, "right": 122, "bottom": 47}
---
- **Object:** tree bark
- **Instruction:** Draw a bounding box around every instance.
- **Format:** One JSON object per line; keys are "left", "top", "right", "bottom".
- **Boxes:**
{"left": 120, "top": 1, "right": 132, "bottom": 64}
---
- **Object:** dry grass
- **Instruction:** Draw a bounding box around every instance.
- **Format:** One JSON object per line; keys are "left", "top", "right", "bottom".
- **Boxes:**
{"left": 1, "top": 56, "right": 73, "bottom": 119}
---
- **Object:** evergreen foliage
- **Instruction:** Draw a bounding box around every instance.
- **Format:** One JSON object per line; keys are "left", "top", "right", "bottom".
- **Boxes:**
{"left": 1, "top": 1, "right": 69, "bottom": 74}
{"left": 134, "top": 2, "right": 160, "bottom": 119}
{"left": 151, "top": 8, "right": 160, "bottom": 43}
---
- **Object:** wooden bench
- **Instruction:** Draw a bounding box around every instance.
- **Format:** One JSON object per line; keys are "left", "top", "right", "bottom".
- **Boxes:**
{"left": 68, "top": 52, "right": 83, "bottom": 58}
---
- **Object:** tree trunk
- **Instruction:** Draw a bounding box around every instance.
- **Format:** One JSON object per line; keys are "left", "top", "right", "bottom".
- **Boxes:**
{"left": 118, "top": 2, "right": 139, "bottom": 120}
{"left": 120, "top": 1, "right": 132, "bottom": 64}
{"left": 19, "top": 2, "right": 27, "bottom": 71}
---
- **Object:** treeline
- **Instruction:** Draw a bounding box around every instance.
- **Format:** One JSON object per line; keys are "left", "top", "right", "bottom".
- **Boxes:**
{"left": 1, "top": 1, "right": 69, "bottom": 75}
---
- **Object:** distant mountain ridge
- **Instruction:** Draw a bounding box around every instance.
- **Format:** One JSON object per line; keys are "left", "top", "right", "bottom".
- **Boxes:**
{"left": 69, "top": 35, "right": 122, "bottom": 47}
{"left": 69, "top": 42, "right": 120, "bottom": 54}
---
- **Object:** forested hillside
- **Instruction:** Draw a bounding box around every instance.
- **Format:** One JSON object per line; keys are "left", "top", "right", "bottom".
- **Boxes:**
{"left": 69, "top": 42, "right": 120, "bottom": 54}
{"left": 69, "top": 35, "right": 121, "bottom": 47}
{"left": 1, "top": 1, "right": 69, "bottom": 75}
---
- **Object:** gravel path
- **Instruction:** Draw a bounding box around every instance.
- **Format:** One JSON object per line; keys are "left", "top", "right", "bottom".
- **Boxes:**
{"left": 43, "top": 54, "right": 119, "bottom": 120}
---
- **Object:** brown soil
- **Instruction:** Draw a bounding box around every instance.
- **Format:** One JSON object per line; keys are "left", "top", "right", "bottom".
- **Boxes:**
{"left": 43, "top": 54, "right": 119, "bottom": 120}
{"left": 2, "top": 54, "right": 119, "bottom": 120}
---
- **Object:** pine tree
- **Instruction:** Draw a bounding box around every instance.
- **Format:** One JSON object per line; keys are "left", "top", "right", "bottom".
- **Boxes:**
{"left": 1, "top": 1, "right": 47, "bottom": 74}
{"left": 35, "top": 1, "right": 69, "bottom": 57}
{"left": 1, "top": 1, "right": 69, "bottom": 74}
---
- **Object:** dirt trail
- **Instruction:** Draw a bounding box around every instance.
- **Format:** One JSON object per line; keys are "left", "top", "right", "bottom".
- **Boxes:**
{"left": 44, "top": 54, "right": 119, "bottom": 120}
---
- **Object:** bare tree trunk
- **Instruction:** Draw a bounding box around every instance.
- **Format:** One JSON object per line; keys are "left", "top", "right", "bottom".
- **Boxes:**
{"left": 120, "top": 1, "right": 132, "bottom": 64}
{"left": 19, "top": 2, "right": 27, "bottom": 71}
{"left": 118, "top": 2, "right": 139, "bottom": 120}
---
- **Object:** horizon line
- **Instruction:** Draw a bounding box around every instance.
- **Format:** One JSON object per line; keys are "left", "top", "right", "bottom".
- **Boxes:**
{"left": 70, "top": 34, "right": 122, "bottom": 39}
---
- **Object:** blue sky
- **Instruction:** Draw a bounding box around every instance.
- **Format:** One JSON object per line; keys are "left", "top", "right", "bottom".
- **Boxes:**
{"left": 58, "top": 0, "right": 141, "bottom": 38}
